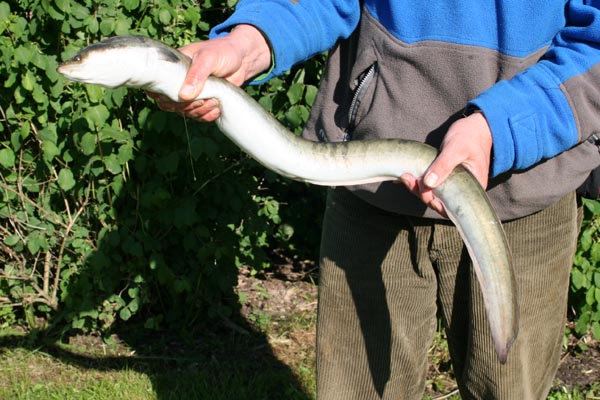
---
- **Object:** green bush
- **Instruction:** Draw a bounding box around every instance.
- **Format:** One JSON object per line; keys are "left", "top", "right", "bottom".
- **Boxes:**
{"left": 0, "top": 0, "right": 324, "bottom": 334}
{"left": 570, "top": 198, "right": 600, "bottom": 339}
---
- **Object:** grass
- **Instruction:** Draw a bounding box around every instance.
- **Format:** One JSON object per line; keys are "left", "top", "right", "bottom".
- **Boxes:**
{"left": 0, "top": 347, "right": 308, "bottom": 400}
{"left": 0, "top": 353, "right": 153, "bottom": 399}
{"left": 0, "top": 282, "right": 318, "bottom": 400}
{"left": 0, "top": 325, "right": 314, "bottom": 400}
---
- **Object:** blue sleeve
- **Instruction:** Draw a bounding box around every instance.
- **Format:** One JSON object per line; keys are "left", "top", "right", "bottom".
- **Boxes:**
{"left": 209, "top": 0, "right": 361, "bottom": 83}
{"left": 469, "top": 1, "right": 600, "bottom": 177}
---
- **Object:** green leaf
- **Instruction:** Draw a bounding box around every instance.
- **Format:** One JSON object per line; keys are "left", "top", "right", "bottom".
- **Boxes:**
{"left": 583, "top": 198, "right": 600, "bottom": 215}
{"left": 46, "top": 62, "right": 61, "bottom": 84}
{"left": 572, "top": 268, "right": 585, "bottom": 290}
{"left": 85, "top": 84, "right": 104, "bottom": 103}
{"left": 32, "top": 84, "right": 47, "bottom": 104}
{"left": 99, "top": 127, "right": 130, "bottom": 143}
{"left": 80, "top": 132, "right": 96, "bottom": 155}
{"left": 55, "top": 0, "right": 70, "bottom": 12}
{"left": 42, "top": 141, "right": 59, "bottom": 162}
{"left": 0, "top": 148, "right": 15, "bottom": 168}
{"left": 87, "top": 16, "right": 99, "bottom": 34}
{"left": 11, "top": 123, "right": 29, "bottom": 151}
{"left": 27, "top": 231, "right": 48, "bottom": 254}
{"left": 117, "top": 144, "right": 134, "bottom": 163}
{"left": 285, "top": 104, "right": 309, "bottom": 127}
{"left": 22, "top": 70, "right": 37, "bottom": 91}
{"left": 286, "top": 83, "right": 304, "bottom": 105}
{"left": 99, "top": 18, "right": 114, "bottom": 35}
{"left": 43, "top": 0, "right": 64, "bottom": 20}
{"left": 595, "top": 272, "right": 600, "bottom": 288}
{"left": 11, "top": 16, "right": 28, "bottom": 39}
{"left": 123, "top": 0, "right": 140, "bottom": 11}
{"left": 586, "top": 287, "right": 596, "bottom": 306}
{"left": 60, "top": 19, "right": 71, "bottom": 34}
{"left": 0, "top": 3, "right": 10, "bottom": 20}
{"left": 115, "top": 18, "right": 130, "bottom": 35}
{"left": 38, "top": 124, "right": 58, "bottom": 144}
{"left": 14, "top": 46, "right": 33, "bottom": 65}
{"left": 593, "top": 321, "right": 600, "bottom": 340}
{"left": 158, "top": 9, "right": 171, "bottom": 25}
{"left": 31, "top": 51, "right": 48, "bottom": 70}
{"left": 119, "top": 307, "right": 132, "bottom": 321}
{"left": 128, "top": 297, "right": 140, "bottom": 313}
{"left": 4, "top": 235, "right": 20, "bottom": 247}
{"left": 183, "top": 7, "right": 200, "bottom": 25}
{"left": 137, "top": 108, "right": 152, "bottom": 126}
{"left": 305, "top": 85, "right": 318, "bottom": 106}
{"left": 258, "top": 95, "right": 273, "bottom": 112}
{"left": 80, "top": 309, "right": 99, "bottom": 319}
{"left": 72, "top": 318, "right": 85, "bottom": 329}
{"left": 580, "top": 230, "right": 593, "bottom": 252}
{"left": 4, "top": 72, "right": 17, "bottom": 88}
{"left": 104, "top": 154, "right": 122, "bottom": 175}
{"left": 70, "top": 3, "right": 89, "bottom": 20}
{"left": 84, "top": 104, "right": 109, "bottom": 128}
{"left": 11, "top": 87, "right": 25, "bottom": 104}
{"left": 591, "top": 242, "right": 600, "bottom": 263}
{"left": 58, "top": 168, "right": 76, "bottom": 190}
{"left": 277, "top": 224, "right": 294, "bottom": 241}
{"left": 128, "top": 287, "right": 140, "bottom": 298}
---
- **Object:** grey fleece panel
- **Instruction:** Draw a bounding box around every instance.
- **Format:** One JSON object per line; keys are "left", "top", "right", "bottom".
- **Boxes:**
{"left": 563, "top": 62, "right": 600, "bottom": 142}
{"left": 303, "top": 9, "right": 600, "bottom": 220}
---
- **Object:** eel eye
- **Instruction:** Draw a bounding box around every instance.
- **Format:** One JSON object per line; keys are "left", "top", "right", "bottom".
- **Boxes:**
{"left": 71, "top": 55, "right": 81, "bottom": 62}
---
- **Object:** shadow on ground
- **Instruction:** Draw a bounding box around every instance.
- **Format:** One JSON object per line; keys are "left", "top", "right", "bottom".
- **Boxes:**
{"left": 0, "top": 309, "right": 313, "bottom": 400}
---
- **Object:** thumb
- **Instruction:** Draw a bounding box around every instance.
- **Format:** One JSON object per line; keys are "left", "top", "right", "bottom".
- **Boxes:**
{"left": 422, "top": 150, "right": 458, "bottom": 189}
{"left": 178, "top": 65, "right": 208, "bottom": 101}
{"left": 177, "top": 43, "right": 215, "bottom": 101}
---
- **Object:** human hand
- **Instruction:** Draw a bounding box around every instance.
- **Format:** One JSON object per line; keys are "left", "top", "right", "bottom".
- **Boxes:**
{"left": 147, "top": 24, "right": 272, "bottom": 122}
{"left": 399, "top": 112, "right": 493, "bottom": 217}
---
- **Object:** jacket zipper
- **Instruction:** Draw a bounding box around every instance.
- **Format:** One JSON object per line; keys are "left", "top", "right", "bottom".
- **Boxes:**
{"left": 345, "top": 63, "right": 377, "bottom": 141}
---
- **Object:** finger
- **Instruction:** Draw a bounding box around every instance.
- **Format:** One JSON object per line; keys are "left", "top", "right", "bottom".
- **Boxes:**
{"left": 426, "top": 197, "right": 448, "bottom": 218}
{"left": 154, "top": 98, "right": 178, "bottom": 112}
{"left": 400, "top": 173, "right": 448, "bottom": 217}
{"left": 190, "top": 106, "right": 221, "bottom": 123}
{"left": 398, "top": 173, "right": 418, "bottom": 191}
{"left": 180, "top": 100, "right": 205, "bottom": 113}
{"left": 155, "top": 97, "right": 186, "bottom": 113}
{"left": 145, "top": 91, "right": 161, "bottom": 100}
{"left": 400, "top": 173, "right": 435, "bottom": 202}
{"left": 180, "top": 99, "right": 220, "bottom": 122}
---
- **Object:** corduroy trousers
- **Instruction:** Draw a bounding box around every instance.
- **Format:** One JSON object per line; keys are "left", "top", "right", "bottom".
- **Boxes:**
{"left": 317, "top": 187, "right": 579, "bottom": 400}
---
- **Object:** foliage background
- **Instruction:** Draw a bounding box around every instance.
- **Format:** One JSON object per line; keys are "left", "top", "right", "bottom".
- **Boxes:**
{"left": 0, "top": 0, "right": 324, "bottom": 336}
{"left": 0, "top": 0, "right": 599, "bottom": 342}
